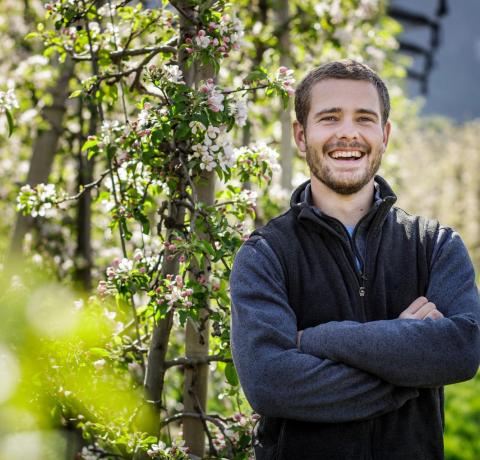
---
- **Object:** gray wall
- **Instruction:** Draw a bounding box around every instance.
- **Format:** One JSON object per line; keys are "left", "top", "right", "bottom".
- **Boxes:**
{"left": 392, "top": 0, "right": 480, "bottom": 121}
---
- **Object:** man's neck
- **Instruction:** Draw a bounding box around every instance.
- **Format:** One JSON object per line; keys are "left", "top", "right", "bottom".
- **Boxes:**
{"left": 310, "top": 175, "right": 375, "bottom": 227}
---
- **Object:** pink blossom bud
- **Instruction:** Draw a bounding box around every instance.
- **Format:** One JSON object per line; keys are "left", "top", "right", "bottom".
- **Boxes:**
{"left": 198, "top": 30, "right": 206, "bottom": 37}
{"left": 167, "top": 255, "right": 174, "bottom": 261}
{"left": 234, "top": 413, "right": 243, "bottom": 422}
{"left": 168, "top": 243, "right": 177, "bottom": 251}
{"left": 209, "top": 22, "right": 218, "bottom": 30}
{"left": 106, "top": 267, "right": 115, "bottom": 278}
{"left": 223, "top": 36, "right": 230, "bottom": 43}
{"left": 156, "top": 287, "right": 162, "bottom": 293}
{"left": 139, "top": 267, "right": 146, "bottom": 273}
{"left": 223, "top": 53, "right": 229, "bottom": 58}
{"left": 186, "top": 47, "right": 194, "bottom": 54}
{"left": 278, "top": 66, "right": 288, "bottom": 75}
{"left": 166, "top": 274, "right": 173, "bottom": 281}
{"left": 112, "top": 258, "right": 120, "bottom": 267}
{"left": 87, "top": 135, "right": 96, "bottom": 141}
{"left": 185, "top": 301, "right": 193, "bottom": 308}
{"left": 185, "top": 37, "right": 192, "bottom": 44}
{"left": 212, "top": 281, "right": 220, "bottom": 291}
{"left": 197, "top": 274, "right": 207, "bottom": 285}
{"left": 178, "top": 255, "right": 186, "bottom": 263}
{"left": 222, "top": 14, "right": 231, "bottom": 22}
{"left": 45, "top": 3, "right": 53, "bottom": 11}
{"left": 185, "top": 288, "right": 193, "bottom": 296}
{"left": 218, "top": 46, "right": 226, "bottom": 53}
{"left": 143, "top": 102, "right": 152, "bottom": 110}
{"left": 176, "top": 275, "right": 183, "bottom": 287}
{"left": 212, "top": 38, "right": 219, "bottom": 46}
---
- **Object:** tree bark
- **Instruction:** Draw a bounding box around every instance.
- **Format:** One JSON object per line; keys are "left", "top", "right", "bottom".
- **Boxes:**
{"left": 143, "top": 0, "right": 197, "bottom": 436}
{"left": 182, "top": 171, "right": 215, "bottom": 457}
{"left": 73, "top": 100, "right": 97, "bottom": 291}
{"left": 8, "top": 59, "right": 74, "bottom": 256}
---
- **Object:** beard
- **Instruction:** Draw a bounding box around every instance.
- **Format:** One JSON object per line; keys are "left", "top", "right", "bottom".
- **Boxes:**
{"left": 305, "top": 141, "right": 382, "bottom": 195}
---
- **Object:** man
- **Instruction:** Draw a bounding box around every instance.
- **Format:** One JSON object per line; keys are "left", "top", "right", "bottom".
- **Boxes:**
{"left": 229, "top": 60, "right": 480, "bottom": 460}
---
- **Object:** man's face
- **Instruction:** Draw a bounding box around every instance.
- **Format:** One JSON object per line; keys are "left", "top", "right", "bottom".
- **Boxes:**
{"left": 293, "top": 79, "right": 391, "bottom": 195}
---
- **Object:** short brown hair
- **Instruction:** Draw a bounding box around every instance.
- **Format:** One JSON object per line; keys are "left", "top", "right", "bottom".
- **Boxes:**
{"left": 294, "top": 59, "right": 390, "bottom": 127}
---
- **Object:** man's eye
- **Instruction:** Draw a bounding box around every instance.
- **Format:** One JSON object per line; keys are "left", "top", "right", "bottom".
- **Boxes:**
{"left": 320, "top": 116, "right": 337, "bottom": 122}
{"left": 358, "top": 117, "right": 374, "bottom": 122}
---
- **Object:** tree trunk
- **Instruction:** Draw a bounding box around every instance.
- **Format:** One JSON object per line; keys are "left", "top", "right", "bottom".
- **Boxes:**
{"left": 73, "top": 101, "right": 97, "bottom": 291}
{"left": 9, "top": 59, "right": 74, "bottom": 256}
{"left": 276, "top": 0, "right": 293, "bottom": 192}
{"left": 182, "top": 171, "right": 215, "bottom": 457}
{"left": 143, "top": 0, "right": 198, "bottom": 437}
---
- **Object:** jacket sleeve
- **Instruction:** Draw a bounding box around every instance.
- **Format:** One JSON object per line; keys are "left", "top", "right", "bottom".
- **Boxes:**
{"left": 300, "top": 228, "right": 480, "bottom": 388}
{"left": 230, "top": 236, "right": 419, "bottom": 423}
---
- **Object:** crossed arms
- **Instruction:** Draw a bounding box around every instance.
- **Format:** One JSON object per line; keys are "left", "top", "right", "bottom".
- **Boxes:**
{"left": 230, "top": 228, "right": 480, "bottom": 423}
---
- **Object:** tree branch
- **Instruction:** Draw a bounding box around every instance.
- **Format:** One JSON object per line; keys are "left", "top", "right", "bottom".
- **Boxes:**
{"left": 56, "top": 169, "right": 111, "bottom": 203}
{"left": 165, "top": 354, "right": 232, "bottom": 369}
{"left": 71, "top": 43, "right": 177, "bottom": 62}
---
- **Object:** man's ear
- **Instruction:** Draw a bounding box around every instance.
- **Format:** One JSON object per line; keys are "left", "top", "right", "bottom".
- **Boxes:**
{"left": 382, "top": 120, "right": 392, "bottom": 152}
{"left": 293, "top": 120, "right": 307, "bottom": 158}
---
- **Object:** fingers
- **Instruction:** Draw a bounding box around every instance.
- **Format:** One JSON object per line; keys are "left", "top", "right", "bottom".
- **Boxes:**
{"left": 399, "top": 296, "right": 428, "bottom": 318}
{"left": 398, "top": 296, "right": 444, "bottom": 320}
{"left": 404, "top": 296, "right": 429, "bottom": 315}
{"left": 415, "top": 301, "right": 437, "bottom": 320}
{"left": 423, "top": 309, "right": 444, "bottom": 321}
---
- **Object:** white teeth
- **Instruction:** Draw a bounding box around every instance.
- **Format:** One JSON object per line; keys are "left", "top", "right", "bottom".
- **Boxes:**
{"left": 330, "top": 150, "right": 362, "bottom": 159}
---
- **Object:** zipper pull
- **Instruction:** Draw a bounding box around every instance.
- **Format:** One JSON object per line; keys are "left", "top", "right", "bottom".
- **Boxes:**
{"left": 359, "top": 272, "right": 367, "bottom": 297}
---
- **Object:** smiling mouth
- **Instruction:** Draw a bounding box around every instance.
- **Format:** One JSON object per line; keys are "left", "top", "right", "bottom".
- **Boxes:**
{"left": 328, "top": 150, "right": 365, "bottom": 161}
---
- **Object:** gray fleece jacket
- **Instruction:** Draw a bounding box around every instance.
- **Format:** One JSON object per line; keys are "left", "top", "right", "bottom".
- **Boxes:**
{"left": 230, "top": 177, "right": 480, "bottom": 459}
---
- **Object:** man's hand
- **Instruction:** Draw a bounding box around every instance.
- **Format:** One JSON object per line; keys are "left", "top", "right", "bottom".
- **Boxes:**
{"left": 399, "top": 296, "right": 444, "bottom": 320}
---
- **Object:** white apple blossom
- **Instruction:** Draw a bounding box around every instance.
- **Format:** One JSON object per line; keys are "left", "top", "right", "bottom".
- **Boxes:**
{"left": 117, "top": 258, "right": 133, "bottom": 274}
{"left": 195, "top": 34, "right": 211, "bottom": 49}
{"left": 232, "top": 99, "right": 248, "bottom": 127}
{"left": 0, "top": 88, "right": 19, "bottom": 114}
{"left": 93, "top": 359, "right": 106, "bottom": 370}
{"left": 163, "top": 64, "right": 184, "bottom": 84}
{"left": 189, "top": 120, "right": 206, "bottom": 134}
{"left": 206, "top": 125, "right": 220, "bottom": 139}
{"left": 16, "top": 183, "right": 59, "bottom": 218}
{"left": 207, "top": 91, "right": 225, "bottom": 112}
{"left": 147, "top": 441, "right": 166, "bottom": 457}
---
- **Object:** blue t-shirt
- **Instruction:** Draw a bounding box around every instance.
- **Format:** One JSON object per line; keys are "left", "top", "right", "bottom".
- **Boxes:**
{"left": 346, "top": 225, "right": 362, "bottom": 271}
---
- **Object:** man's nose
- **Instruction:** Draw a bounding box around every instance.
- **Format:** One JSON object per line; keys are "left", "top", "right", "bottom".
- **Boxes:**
{"left": 335, "top": 119, "right": 359, "bottom": 140}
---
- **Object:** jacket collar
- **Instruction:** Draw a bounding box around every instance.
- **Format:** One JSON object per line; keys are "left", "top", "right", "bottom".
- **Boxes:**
{"left": 291, "top": 175, "right": 397, "bottom": 235}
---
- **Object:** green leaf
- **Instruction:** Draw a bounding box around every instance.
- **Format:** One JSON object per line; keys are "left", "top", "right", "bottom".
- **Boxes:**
{"left": 25, "top": 32, "right": 39, "bottom": 40}
{"left": 89, "top": 347, "right": 110, "bottom": 358}
{"left": 5, "top": 109, "right": 14, "bottom": 137}
{"left": 69, "top": 89, "right": 83, "bottom": 99}
{"left": 141, "top": 218, "right": 150, "bottom": 235}
{"left": 82, "top": 138, "right": 98, "bottom": 151}
{"left": 225, "top": 362, "right": 239, "bottom": 386}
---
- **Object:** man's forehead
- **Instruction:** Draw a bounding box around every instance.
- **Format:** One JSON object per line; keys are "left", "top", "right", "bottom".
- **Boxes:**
{"left": 309, "top": 79, "right": 381, "bottom": 113}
